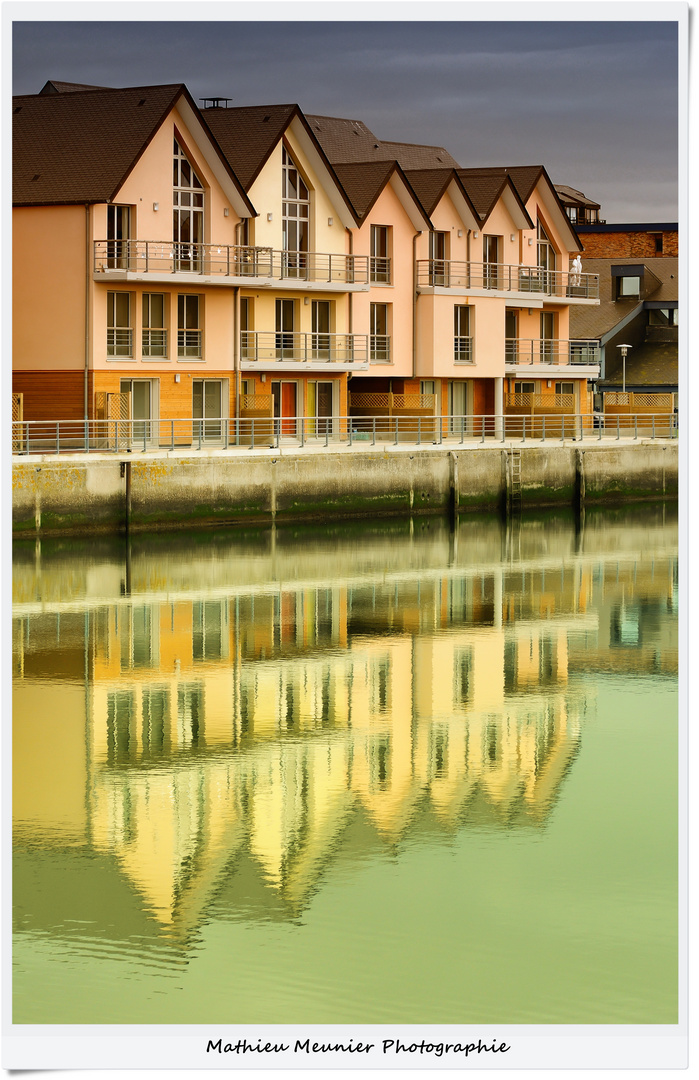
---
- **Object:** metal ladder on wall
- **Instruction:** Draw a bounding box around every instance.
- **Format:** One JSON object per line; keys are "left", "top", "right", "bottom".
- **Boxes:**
{"left": 509, "top": 448, "right": 522, "bottom": 514}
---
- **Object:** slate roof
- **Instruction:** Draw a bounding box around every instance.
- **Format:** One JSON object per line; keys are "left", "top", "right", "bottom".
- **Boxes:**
{"left": 554, "top": 184, "right": 601, "bottom": 210}
{"left": 460, "top": 165, "right": 544, "bottom": 207}
{"left": 40, "top": 80, "right": 110, "bottom": 94}
{"left": 201, "top": 103, "right": 298, "bottom": 190}
{"left": 14, "top": 83, "right": 212, "bottom": 206}
{"left": 599, "top": 341, "right": 678, "bottom": 389}
{"left": 306, "top": 113, "right": 459, "bottom": 168}
{"left": 570, "top": 257, "right": 678, "bottom": 340}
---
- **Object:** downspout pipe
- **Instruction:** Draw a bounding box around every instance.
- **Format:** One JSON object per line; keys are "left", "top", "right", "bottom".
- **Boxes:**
{"left": 84, "top": 204, "right": 90, "bottom": 419}
{"left": 411, "top": 231, "right": 422, "bottom": 379}
{"left": 233, "top": 285, "right": 240, "bottom": 421}
{"left": 346, "top": 228, "right": 353, "bottom": 334}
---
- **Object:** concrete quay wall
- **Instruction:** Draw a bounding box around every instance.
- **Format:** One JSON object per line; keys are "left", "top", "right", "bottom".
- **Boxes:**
{"left": 12, "top": 442, "right": 678, "bottom": 537}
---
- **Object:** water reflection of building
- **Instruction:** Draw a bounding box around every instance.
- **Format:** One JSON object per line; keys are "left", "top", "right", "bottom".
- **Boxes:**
{"left": 13, "top": 512, "right": 677, "bottom": 939}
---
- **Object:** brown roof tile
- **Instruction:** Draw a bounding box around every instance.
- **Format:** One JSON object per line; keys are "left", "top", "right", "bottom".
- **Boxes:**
{"left": 306, "top": 114, "right": 459, "bottom": 168}
{"left": 570, "top": 257, "right": 678, "bottom": 340}
{"left": 40, "top": 80, "right": 111, "bottom": 94}
{"left": 201, "top": 104, "right": 298, "bottom": 190}
{"left": 14, "top": 84, "right": 187, "bottom": 205}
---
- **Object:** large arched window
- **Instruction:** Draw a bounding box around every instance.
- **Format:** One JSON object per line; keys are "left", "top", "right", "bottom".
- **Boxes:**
{"left": 173, "top": 138, "right": 204, "bottom": 271}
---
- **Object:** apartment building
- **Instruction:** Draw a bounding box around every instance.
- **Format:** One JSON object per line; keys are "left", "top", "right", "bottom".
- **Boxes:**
{"left": 13, "top": 81, "right": 600, "bottom": 438}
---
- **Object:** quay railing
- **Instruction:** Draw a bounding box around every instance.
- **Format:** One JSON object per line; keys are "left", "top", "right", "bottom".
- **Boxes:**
{"left": 12, "top": 412, "right": 678, "bottom": 456}
{"left": 241, "top": 331, "right": 370, "bottom": 364}
{"left": 505, "top": 339, "right": 600, "bottom": 366}
{"left": 94, "top": 241, "right": 370, "bottom": 284}
{"left": 416, "top": 260, "right": 599, "bottom": 299}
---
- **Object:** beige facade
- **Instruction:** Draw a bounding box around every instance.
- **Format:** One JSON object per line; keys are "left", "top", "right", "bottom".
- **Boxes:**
{"left": 13, "top": 84, "right": 601, "bottom": 436}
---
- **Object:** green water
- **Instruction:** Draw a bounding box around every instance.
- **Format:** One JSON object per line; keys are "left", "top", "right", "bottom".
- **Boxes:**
{"left": 12, "top": 507, "right": 678, "bottom": 1025}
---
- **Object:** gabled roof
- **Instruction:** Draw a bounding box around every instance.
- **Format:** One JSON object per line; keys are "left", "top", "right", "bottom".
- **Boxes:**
{"left": 331, "top": 160, "right": 430, "bottom": 227}
{"left": 456, "top": 171, "right": 533, "bottom": 230}
{"left": 306, "top": 113, "right": 459, "bottom": 169}
{"left": 39, "top": 80, "right": 110, "bottom": 94}
{"left": 13, "top": 83, "right": 254, "bottom": 214}
{"left": 203, "top": 103, "right": 361, "bottom": 226}
{"left": 403, "top": 168, "right": 478, "bottom": 223}
{"left": 200, "top": 103, "right": 298, "bottom": 190}
{"left": 461, "top": 165, "right": 581, "bottom": 249}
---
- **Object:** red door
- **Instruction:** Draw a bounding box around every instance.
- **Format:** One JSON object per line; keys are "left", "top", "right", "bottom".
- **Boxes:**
{"left": 281, "top": 382, "right": 297, "bottom": 436}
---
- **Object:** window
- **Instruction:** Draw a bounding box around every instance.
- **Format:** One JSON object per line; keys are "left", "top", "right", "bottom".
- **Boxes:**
{"left": 429, "top": 231, "right": 449, "bottom": 285}
{"left": 370, "top": 303, "right": 390, "bottom": 362}
{"left": 616, "top": 276, "right": 641, "bottom": 299}
{"left": 142, "top": 294, "right": 166, "bottom": 358}
{"left": 370, "top": 225, "right": 391, "bottom": 283}
{"left": 282, "top": 146, "right": 309, "bottom": 276}
{"left": 107, "top": 205, "right": 131, "bottom": 269}
{"left": 483, "top": 234, "right": 501, "bottom": 288}
{"left": 555, "top": 382, "right": 575, "bottom": 396}
{"left": 107, "top": 292, "right": 132, "bottom": 357}
{"left": 193, "top": 380, "right": 224, "bottom": 439}
{"left": 649, "top": 307, "right": 678, "bottom": 326}
{"left": 515, "top": 381, "right": 535, "bottom": 394}
{"left": 454, "top": 305, "right": 472, "bottom": 362}
{"left": 540, "top": 311, "right": 556, "bottom": 363}
{"left": 173, "top": 138, "right": 204, "bottom": 271}
{"left": 650, "top": 233, "right": 663, "bottom": 254}
{"left": 178, "top": 295, "right": 201, "bottom": 358}
{"left": 240, "top": 297, "right": 254, "bottom": 358}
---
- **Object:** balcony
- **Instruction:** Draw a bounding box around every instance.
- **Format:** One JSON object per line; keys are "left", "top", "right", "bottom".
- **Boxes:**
{"left": 241, "top": 331, "right": 371, "bottom": 370}
{"left": 505, "top": 339, "right": 600, "bottom": 372}
{"left": 94, "top": 241, "right": 370, "bottom": 291}
{"left": 416, "top": 260, "right": 599, "bottom": 301}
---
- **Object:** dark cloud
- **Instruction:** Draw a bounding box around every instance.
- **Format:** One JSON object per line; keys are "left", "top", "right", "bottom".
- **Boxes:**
{"left": 12, "top": 20, "right": 679, "bottom": 221}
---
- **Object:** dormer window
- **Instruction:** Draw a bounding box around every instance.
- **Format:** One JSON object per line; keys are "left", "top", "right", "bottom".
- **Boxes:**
{"left": 611, "top": 264, "right": 645, "bottom": 300}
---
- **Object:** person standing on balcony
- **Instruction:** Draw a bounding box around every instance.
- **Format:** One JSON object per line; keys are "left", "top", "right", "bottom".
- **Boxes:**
{"left": 570, "top": 254, "right": 582, "bottom": 288}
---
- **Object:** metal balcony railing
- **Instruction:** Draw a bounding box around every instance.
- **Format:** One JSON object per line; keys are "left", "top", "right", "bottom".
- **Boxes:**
{"left": 369, "top": 256, "right": 391, "bottom": 284}
{"left": 106, "top": 328, "right": 133, "bottom": 357}
{"left": 416, "top": 260, "right": 599, "bottom": 299}
{"left": 177, "top": 329, "right": 202, "bottom": 359}
{"left": 94, "top": 241, "right": 370, "bottom": 284}
{"left": 241, "top": 331, "right": 370, "bottom": 364}
{"left": 454, "top": 336, "right": 474, "bottom": 364}
{"left": 142, "top": 328, "right": 167, "bottom": 358}
{"left": 505, "top": 339, "right": 600, "bottom": 366}
{"left": 369, "top": 335, "right": 391, "bottom": 363}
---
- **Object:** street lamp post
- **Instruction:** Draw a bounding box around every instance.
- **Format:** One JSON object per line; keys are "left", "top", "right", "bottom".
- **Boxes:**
{"left": 616, "top": 343, "right": 632, "bottom": 394}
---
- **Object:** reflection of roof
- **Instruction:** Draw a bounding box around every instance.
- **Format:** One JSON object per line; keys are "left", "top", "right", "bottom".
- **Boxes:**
{"left": 570, "top": 257, "right": 678, "bottom": 340}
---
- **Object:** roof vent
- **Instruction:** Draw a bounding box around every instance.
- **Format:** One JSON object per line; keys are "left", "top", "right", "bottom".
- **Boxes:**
{"left": 373, "top": 143, "right": 379, "bottom": 149}
{"left": 31, "top": 174, "right": 40, "bottom": 182}
{"left": 263, "top": 115, "right": 271, "bottom": 122}
{"left": 137, "top": 99, "right": 146, "bottom": 106}
{"left": 437, "top": 156, "right": 443, "bottom": 162}
{"left": 14, "top": 105, "right": 22, "bottom": 114}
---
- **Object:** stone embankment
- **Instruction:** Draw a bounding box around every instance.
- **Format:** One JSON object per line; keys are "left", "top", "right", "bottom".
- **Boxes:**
{"left": 12, "top": 441, "right": 678, "bottom": 537}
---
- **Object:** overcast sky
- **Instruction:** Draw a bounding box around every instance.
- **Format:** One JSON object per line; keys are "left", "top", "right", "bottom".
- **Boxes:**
{"left": 12, "top": 17, "right": 679, "bottom": 222}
